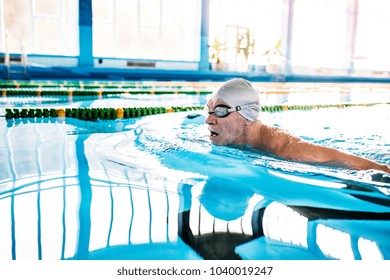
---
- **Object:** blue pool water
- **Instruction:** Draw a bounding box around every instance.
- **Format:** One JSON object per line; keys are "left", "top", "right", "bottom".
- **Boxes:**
{"left": 0, "top": 90, "right": 390, "bottom": 260}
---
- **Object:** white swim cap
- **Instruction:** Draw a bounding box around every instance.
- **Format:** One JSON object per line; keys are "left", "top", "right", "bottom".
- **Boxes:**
{"left": 210, "top": 78, "right": 260, "bottom": 121}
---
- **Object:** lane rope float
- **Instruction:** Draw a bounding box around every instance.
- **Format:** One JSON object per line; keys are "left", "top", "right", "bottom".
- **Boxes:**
{"left": 3, "top": 102, "right": 390, "bottom": 120}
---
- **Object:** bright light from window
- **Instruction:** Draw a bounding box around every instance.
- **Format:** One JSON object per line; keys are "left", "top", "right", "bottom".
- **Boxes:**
{"left": 316, "top": 224, "right": 354, "bottom": 259}
{"left": 291, "top": 0, "right": 349, "bottom": 69}
{"left": 358, "top": 237, "right": 383, "bottom": 260}
{"left": 263, "top": 202, "right": 308, "bottom": 248}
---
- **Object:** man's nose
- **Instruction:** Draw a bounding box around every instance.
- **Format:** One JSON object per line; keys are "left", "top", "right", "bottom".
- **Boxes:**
{"left": 205, "top": 112, "right": 216, "bottom": 124}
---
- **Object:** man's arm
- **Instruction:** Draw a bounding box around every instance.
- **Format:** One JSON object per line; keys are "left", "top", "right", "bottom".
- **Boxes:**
{"left": 259, "top": 125, "right": 390, "bottom": 173}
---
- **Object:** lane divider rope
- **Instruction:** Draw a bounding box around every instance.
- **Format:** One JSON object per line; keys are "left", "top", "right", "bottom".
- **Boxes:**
{"left": 0, "top": 89, "right": 209, "bottom": 96}
{"left": 4, "top": 106, "right": 204, "bottom": 120}
{"left": 3, "top": 102, "right": 389, "bottom": 120}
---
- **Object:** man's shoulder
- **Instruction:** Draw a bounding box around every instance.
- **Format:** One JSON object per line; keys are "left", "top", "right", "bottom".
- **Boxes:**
{"left": 258, "top": 122, "right": 289, "bottom": 136}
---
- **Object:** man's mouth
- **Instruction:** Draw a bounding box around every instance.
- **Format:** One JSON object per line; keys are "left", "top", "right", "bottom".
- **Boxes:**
{"left": 209, "top": 130, "right": 219, "bottom": 139}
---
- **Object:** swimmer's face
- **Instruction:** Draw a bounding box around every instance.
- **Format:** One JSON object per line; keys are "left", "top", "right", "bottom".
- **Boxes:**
{"left": 205, "top": 98, "right": 248, "bottom": 146}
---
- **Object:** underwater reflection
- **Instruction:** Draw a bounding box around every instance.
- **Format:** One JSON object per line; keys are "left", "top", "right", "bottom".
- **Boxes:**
{"left": 176, "top": 176, "right": 390, "bottom": 260}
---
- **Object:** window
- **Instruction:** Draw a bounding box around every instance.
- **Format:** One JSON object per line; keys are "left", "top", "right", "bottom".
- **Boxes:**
{"left": 208, "top": 0, "right": 283, "bottom": 68}
{"left": 354, "top": 0, "right": 390, "bottom": 72}
{"left": 291, "top": 0, "right": 349, "bottom": 69}
{"left": 0, "top": 0, "right": 78, "bottom": 55}
{"left": 92, "top": 0, "right": 201, "bottom": 61}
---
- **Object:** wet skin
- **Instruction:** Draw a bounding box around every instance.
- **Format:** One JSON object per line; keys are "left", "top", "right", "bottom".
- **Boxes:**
{"left": 205, "top": 99, "right": 252, "bottom": 146}
{"left": 204, "top": 98, "right": 390, "bottom": 173}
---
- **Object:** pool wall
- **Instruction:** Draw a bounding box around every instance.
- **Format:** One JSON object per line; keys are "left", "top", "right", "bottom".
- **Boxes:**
{"left": 3, "top": 63, "right": 390, "bottom": 83}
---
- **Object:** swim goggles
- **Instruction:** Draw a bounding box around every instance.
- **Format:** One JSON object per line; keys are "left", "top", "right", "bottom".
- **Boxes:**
{"left": 206, "top": 102, "right": 259, "bottom": 118}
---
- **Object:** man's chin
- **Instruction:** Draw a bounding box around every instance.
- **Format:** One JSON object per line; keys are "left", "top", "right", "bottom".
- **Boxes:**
{"left": 210, "top": 138, "right": 227, "bottom": 146}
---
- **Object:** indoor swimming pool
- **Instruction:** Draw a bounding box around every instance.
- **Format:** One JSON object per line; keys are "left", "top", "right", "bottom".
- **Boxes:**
{"left": 0, "top": 82, "right": 390, "bottom": 260}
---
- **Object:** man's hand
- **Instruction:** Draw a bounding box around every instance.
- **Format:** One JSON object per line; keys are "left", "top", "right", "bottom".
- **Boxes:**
{"left": 364, "top": 169, "right": 390, "bottom": 183}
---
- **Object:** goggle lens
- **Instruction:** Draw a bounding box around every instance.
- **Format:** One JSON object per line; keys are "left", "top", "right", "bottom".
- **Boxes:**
{"left": 206, "top": 102, "right": 257, "bottom": 118}
{"left": 213, "top": 105, "right": 230, "bottom": 117}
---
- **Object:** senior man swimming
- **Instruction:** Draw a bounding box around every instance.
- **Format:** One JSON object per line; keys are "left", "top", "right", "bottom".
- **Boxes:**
{"left": 205, "top": 78, "right": 390, "bottom": 173}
